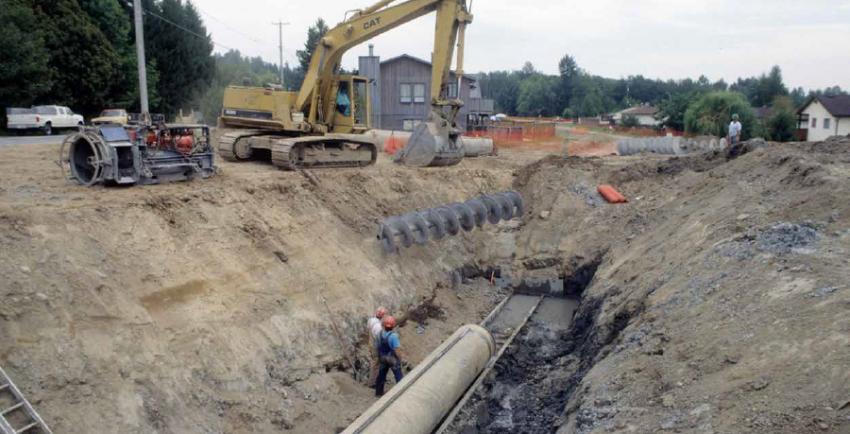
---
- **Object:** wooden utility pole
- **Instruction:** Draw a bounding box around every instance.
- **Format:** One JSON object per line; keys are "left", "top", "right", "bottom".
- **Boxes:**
{"left": 133, "top": 0, "right": 149, "bottom": 118}
{"left": 272, "top": 20, "right": 290, "bottom": 88}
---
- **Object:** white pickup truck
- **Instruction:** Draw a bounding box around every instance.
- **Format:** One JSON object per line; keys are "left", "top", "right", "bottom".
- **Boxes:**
{"left": 6, "top": 105, "right": 85, "bottom": 135}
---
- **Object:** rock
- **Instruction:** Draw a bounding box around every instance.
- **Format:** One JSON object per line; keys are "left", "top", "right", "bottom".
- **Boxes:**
{"left": 736, "top": 214, "right": 751, "bottom": 221}
{"left": 810, "top": 286, "right": 840, "bottom": 298}
{"left": 818, "top": 422, "right": 829, "bottom": 430}
{"left": 20, "top": 265, "right": 31, "bottom": 273}
{"left": 35, "top": 293, "right": 48, "bottom": 301}
{"left": 539, "top": 210, "right": 551, "bottom": 220}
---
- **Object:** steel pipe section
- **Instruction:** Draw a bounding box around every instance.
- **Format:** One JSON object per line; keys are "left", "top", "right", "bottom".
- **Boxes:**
{"left": 618, "top": 136, "right": 729, "bottom": 156}
{"left": 342, "top": 325, "right": 496, "bottom": 434}
{"left": 378, "top": 191, "right": 523, "bottom": 253}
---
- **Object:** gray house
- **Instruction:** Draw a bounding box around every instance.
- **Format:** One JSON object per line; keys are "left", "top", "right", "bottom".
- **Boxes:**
{"left": 358, "top": 48, "right": 494, "bottom": 131}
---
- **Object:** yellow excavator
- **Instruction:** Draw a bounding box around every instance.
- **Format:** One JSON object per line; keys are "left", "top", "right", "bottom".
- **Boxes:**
{"left": 218, "top": 0, "right": 477, "bottom": 169}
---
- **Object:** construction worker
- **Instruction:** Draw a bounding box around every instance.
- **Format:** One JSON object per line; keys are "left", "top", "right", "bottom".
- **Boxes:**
{"left": 367, "top": 307, "right": 388, "bottom": 387}
{"left": 374, "top": 315, "right": 404, "bottom": 397}
{"left": 728, "top": 114, "right": 742, "bottom": 145}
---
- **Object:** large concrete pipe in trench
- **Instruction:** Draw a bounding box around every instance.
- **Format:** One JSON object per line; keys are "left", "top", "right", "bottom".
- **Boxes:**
{"left": 342, "top": 324, "right": 496, "bottom": 434}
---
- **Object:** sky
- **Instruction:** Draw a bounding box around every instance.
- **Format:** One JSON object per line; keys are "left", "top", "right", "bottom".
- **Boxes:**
{"left": 194, "top": 0, "right": 850, "bottom": 91}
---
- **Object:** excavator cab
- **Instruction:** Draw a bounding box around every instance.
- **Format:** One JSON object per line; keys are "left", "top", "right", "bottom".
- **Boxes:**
{"left": 330, "top": 75, "right": 371, "bottom": 134}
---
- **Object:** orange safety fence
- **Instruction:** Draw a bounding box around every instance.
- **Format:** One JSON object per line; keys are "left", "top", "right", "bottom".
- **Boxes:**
{"left": 467, "top": 120, "right": 558, "bottom": 146}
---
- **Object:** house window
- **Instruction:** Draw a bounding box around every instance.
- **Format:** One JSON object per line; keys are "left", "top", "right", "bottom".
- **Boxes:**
{"left": 400, "top": 84, "right": 412, "bottom": 103}
{"left": 447, "top": 83, "right": 458, "bottom": 99}
{"left": 811, "top": 117, "right": 817, "bottom": 128}
{"left": 402, "top": 119, "right": 421, "bottom": 131}
{"left": 824, "top": 118, "right": 831, "bottom": 129}
{"left": 413, "top": 84, "right": 426, "bottom": 103}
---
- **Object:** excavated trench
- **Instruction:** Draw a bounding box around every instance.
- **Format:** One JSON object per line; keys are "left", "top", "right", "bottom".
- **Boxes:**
{"left": 442, "top": 256, "right": 606, "bottom": 434}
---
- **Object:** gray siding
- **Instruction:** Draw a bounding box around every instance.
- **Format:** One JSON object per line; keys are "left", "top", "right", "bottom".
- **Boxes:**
{"left": 377, "top": 55, "right": 494, "bottom": 131}
{"left": 358, "top": 55, "right": 382, "bottom": 128}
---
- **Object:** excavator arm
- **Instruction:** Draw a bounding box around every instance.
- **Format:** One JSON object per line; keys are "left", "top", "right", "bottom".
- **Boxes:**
{"left": 298, "top": 0, "right": 474, "bottom": 166}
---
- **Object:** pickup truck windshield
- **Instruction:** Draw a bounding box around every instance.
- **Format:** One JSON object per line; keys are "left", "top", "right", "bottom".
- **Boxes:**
{"left": 101, "top": 110, "right": 126, "bottom": 117}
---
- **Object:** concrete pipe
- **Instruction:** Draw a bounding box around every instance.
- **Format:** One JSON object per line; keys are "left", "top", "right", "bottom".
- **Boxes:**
{"left": 342, "top": 324, "right": 496, "bottom": 434}
{"left": 366, "top": 130, "right": 496, "bottom": 158}
{"left": 458, "top": 136, "right": 497, "bottom": 157}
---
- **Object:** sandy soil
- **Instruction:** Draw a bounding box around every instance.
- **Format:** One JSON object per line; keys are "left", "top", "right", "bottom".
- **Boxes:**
{"left": 3, "top": 134, "right": 850, "bottom": 434}
{"left": 0, "top": 144, "right": 529, "bottom": 433}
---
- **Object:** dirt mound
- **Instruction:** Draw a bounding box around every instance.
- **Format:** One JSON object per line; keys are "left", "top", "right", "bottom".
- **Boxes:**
{"left": 447, "top": 141, "right": 850, "bottom": 433}
{"left": 2, "top": 139, "right": 849, "bottom": 433}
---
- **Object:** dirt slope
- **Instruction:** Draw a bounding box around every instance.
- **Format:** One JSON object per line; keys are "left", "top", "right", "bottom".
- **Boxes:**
{"left": 2, "top": 136, "right": 849, "bottom": 434}
{"left": 448, "top": 136, "right": 850, "bottom": 433}
{"left": 0, "top": 145, "right": 528, "bottom": 433}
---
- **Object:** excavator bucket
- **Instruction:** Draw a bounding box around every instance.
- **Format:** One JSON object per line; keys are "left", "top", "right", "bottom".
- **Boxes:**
{"left": 394, "top": 120, "right": 465, "bottom": 167}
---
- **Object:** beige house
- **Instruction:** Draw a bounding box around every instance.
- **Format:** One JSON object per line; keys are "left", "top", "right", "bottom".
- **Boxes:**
{"left": 796, "top": 95, "right": 850, "bottom": 141}
{"left": 612, "top": 105, "right": 660, "bottom": 127}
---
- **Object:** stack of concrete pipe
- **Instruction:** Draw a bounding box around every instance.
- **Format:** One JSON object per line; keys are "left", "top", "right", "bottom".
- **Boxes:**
{"left": 378, "top": 191, "right": 523, "bottom": 253}
{"left": 617, "top": 136, "right": 728, "bottom": 156}
{"left": 365, "top": 129, "right": 497, "bottom": 157}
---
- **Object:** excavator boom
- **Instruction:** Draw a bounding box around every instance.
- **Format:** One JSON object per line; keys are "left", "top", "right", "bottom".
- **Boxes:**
{"left": 218, "top": 0, "right": 479, "bottom": 169}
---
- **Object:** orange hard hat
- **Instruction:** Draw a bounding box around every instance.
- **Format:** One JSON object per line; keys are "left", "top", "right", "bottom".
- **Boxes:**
{"left": 382, "top": 315, "right": 397, "bottom": 330}
{"left": 375, "top": 307, "right": 388, "bottom": 319}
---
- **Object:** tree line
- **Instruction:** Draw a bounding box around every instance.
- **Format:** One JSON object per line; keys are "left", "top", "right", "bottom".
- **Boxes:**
{"left": 476, "top": 58, "right": 847, "bottom": 141}
{"left": 2, "top": 1, "right": 846, "bottom": 142}
{"left": 0, "top": 0, "right": 214, "bottom": 121}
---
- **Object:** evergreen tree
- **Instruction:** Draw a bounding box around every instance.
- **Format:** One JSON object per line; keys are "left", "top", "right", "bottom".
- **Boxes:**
{"left": 517, "top": 74, "right": 559, "bottom": 116}
{"left": 32, "top": 0, "right": 124, "bottom": 114}
{"left": 557, "top": 54, "right": 578, "bottom": 110}
{"left": 0, "top": 0, "right": 52, "bottom": 110}
{"left": 145, "top": 0, "right": 214, "bottom": 115}
{"left": 296, "top": 18, "right": 329, "bottom": 73}
{"left": 765, "top": 96, "right": 797, "bottom": 142}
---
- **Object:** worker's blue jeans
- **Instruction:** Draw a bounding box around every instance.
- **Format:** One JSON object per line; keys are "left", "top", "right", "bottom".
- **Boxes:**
{"left": 375, "top": 360, "right": 403, "bottom": 396}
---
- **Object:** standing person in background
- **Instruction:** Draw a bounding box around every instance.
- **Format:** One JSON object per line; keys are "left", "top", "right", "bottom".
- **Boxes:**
{"left": 367, "top": 307, "right": 388, "bottom": 387}
{"left": 728, "top": 114, "right": 742, "bottom": 144}
{"left": 375, "top": 315, "right": 404, "bottom": 397}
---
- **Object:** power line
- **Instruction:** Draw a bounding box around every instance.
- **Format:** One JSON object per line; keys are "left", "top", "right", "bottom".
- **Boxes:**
{"left": 195, "top": 6, "right": 265, "bottom": 45}
{"left": 123, "top": 0, "right": 235, "bottom": 51}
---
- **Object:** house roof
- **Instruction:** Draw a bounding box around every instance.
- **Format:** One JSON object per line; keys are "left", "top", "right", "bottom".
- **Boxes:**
{"left": 380, "top": 54, "right": 477, "bottom": 81}
{"left": 798, "top": 95, "right": 850, "bottom": 117}
{"left": 620, "top": 105, "right": 658, "bottom": 116}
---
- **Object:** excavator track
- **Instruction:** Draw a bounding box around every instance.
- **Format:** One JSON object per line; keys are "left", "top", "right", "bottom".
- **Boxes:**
{"left": 217, "top": 129, "right": 265, "bottom": 161}
{"left": 270, "top": 136, "right": 378, "bottom": 170}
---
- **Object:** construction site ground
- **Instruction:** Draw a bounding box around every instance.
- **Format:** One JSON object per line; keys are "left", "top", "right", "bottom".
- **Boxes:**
{"left": 1, "top": 132, "right": 849, "bottom": 433}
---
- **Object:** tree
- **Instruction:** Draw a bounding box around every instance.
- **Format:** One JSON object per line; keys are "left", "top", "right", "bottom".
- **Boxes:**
{"left": 731, "top": 65, "right": 788, "bottom": 107}
{"left": 78, "top": 0, "right": 138, "bottom": 106}
{"left": 621, "top": 114, "right": 640, "bottom": 128}
{"left": 296, "top": 18, "right": 329, "bottom": 73}
{"left": 557, "top": 54, "right": 578, "bottom": 109}
{"left": 516, "top": 74, "right": 559, "bottom": 116}
{"left": 519, "top": 61, "right": 536, "bottom": 79}
{"left": 765, "top": 96, "right": 797, "bottom": 142}
{"left": 0, "top": 0, "right": 52, "bottom": 111}
{"left": 684, "top": 91, "right": 756, "bottom": 139}
{"left": 32, "top": 0, "right": 124, "bottom": 114}
{"left": 478, "top": 71, "right": 521, "bottom": 114}
{"left": 657, "top": 91, "right": 705, "bottom": 131}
